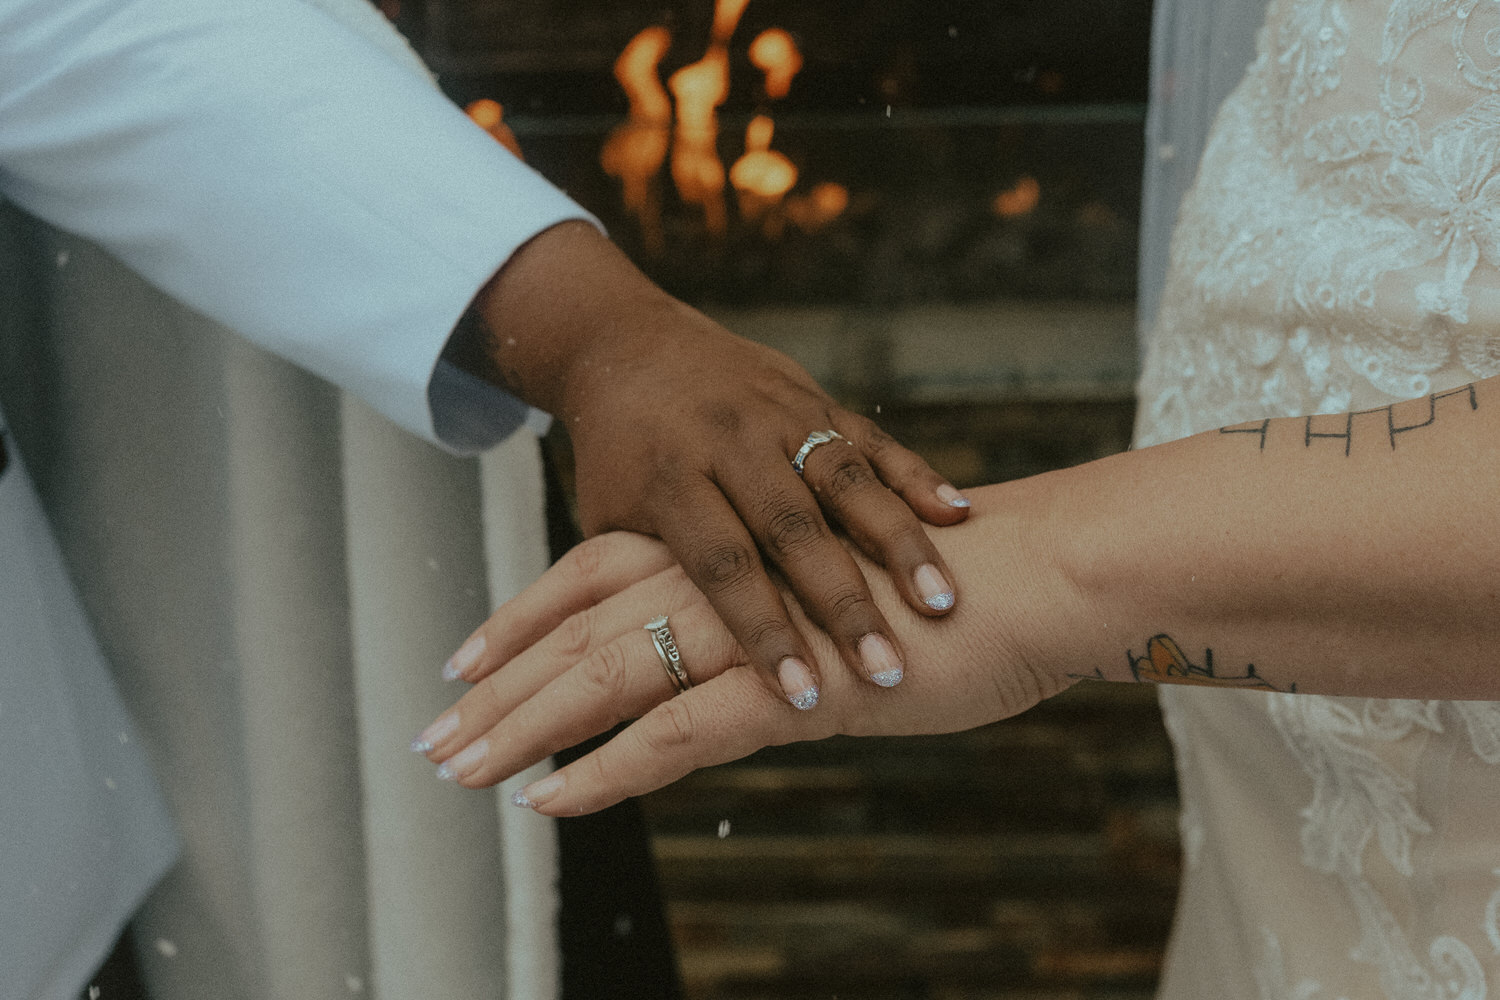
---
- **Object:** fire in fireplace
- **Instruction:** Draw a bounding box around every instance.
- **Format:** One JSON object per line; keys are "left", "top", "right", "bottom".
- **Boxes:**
{"left": 398, "top": 0, "right": 1150, "bottom": 309}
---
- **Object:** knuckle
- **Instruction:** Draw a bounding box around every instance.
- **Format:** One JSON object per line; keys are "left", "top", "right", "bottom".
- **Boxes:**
{"left": 582, "top": 750, "right": 613, "bottom": 792}
{"left": 696, "top": 400, "right": 743, "bottom": 437}
{"left": 862, "top": 423, "right": 900, "bottom": 456}
{"left": 884, "top": 522, "right": 936, "bottom": 559}
{"left": 641, "top": 699, "right": 698, "bottom": 755}
{"left": 692, "top": 541, "right": 756, "bottom": 590}
{"left": 824, "top": 456, "right": 875, "bottom": 498}
{"left": 764, "top": 503, "right": 825, "bottom": 556}
{"left": 651, "top": 450, "right": 691, "bottom": 491}
{"left": 739, "top": 612, "right": 792, "bottom": 655}
{"left": 555, "top": 609, "right": 594, "bottom": 658}
{"left": 825, "top": 585, "right": 875, "bottom": 625}
{"left": 578, "top": 642, "right": 631, "bottom": 706}
{"left": 564, "top": 537, "right": 606, "bottom": 583}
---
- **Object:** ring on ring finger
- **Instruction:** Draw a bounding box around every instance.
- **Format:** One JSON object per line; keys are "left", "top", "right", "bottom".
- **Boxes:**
{"left": 644, "top": 615, "right": 691, "bottom": 694}
{"left": 791, "top": 429, "right": 847, "bottom": 477}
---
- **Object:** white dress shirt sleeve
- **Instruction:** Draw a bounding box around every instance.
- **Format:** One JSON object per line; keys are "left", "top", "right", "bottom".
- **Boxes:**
{"left": 0, "top": 0, "right": 596, "bottom": 452}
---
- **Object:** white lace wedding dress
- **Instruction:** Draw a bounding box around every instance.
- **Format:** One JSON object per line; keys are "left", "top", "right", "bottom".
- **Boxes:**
{"left": 1136, "top": 1, "right": 1500, "bottom": 997}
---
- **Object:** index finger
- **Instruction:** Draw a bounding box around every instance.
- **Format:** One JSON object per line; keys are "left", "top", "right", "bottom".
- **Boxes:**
{"left": 440, "top": 532, "right": 674, "bottom": 683}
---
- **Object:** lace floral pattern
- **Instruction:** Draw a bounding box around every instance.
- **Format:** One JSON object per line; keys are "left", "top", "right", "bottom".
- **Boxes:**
{"left": 1141, "top": 2, "right": 1500, "bottom": 997}
{"left": 1265, "top": 697, "right": 1486, "bottom": 998}
{"left": 1138, "top": 0, "right": 1500, "bottom": 448}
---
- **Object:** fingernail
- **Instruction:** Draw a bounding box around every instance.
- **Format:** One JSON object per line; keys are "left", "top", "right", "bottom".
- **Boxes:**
{"left": 777, "top": 657, "right": 819, "bottom": 710}
{"left": 443, "top": 635, "right": 486, "bottom": 682}
{"left": 914, "top": 563, "right": 955, "bottom": 611}
{"left": 435, "top": 739, "right": 488, "bottom": 782}
{"left": 513, "top": 773, "right": 564, "bottom": 808}
{"left": 936, "top": 484, "right": 971, "bottom": 508}
{"left": 411, "top": 711, "right": 459, "bottom": 754}
{"left": 859, "top": 633, "right": 904, "bottom": 687}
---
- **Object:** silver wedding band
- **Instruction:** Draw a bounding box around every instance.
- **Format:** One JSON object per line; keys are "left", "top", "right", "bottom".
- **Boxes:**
{"left": 791, "top": 429, "right": 846, "bottom": 477}
{"left": 645, "top": 615, "right": 691, "bottom": 694}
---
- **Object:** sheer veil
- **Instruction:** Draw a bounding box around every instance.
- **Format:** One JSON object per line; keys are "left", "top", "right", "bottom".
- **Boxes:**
{"left": 1137, "top": 0, "right": 1269, "bottom": 341}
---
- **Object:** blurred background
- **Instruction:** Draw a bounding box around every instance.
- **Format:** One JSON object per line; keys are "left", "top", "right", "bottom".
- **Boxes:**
{"left": 398, "top": 1, "right": 1178, "bottom": 996}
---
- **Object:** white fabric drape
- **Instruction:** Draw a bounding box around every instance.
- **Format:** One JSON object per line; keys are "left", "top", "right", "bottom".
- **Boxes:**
{"left": 0, "top": 0, "right": 568, "bottom": 993}
{"left": 3, "top": 209, "right": 560, "bottom": 999}
{"left": 1137, "top": 0, "right": 1268, "bottom": 336}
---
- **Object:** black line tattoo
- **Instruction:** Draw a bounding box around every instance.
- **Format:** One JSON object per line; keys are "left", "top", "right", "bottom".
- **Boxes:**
{"left": 1069, "top": 634, "right": 1291, "bottom": 692}
{"left": 1305, "top": 411, "right": 1355, "bottom": 456}
{"left": 1382, "top": 383, "right": 1478, "bottom": 446}
{"left": 1219, "top": 384, "right": 1478, "bottom": 455}
{"left": 1219, "top": 418, "right": 1271, "bottom": 450}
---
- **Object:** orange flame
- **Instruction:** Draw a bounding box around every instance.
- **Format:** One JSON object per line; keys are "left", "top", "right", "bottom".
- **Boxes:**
{"left": 668, "top": 45, "right": 732, "bottom": 235}
{"left": 465, "top": 99, "right": 524, "bottom": 160}
{"left": 601, "top": 27, "right": 674, "bottom": 253}
{"left": 748, "top": 28, "right": 802, "bottom": 99}
{"left": 711, "top": 0, "right": 753, "bottom": 43}
{"left": 992, "top": 176, "right": 1040, "bottom": 217}
{"left": 785, "top": 181, "right": 849, "bottom": 232}
{"left": 730, "top": 115, "right": 797, "bottom": 203}
{"left": 603, "top": 3, "right": 848, "bottom": 245}
{"left": 614, "top": 26, "right": 672, "bottom": 122}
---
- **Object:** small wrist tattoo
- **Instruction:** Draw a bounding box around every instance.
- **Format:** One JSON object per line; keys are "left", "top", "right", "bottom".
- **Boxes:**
{"left": 1071, "top": 633, "right": 1291, "bottom": 692}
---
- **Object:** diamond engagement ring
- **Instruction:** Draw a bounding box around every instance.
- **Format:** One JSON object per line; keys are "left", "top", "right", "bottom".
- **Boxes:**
{"left": 645, "top": 615, "right": 691, "bottom": 694}
{"left": 791, "top": 429, "right": 846, "bottom": 477}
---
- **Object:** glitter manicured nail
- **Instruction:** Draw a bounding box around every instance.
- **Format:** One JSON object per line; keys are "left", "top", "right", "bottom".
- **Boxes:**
{"left": 777, "top": 657, "right": 819, "bottom": 710}
{"left": 443, "top": 635, "right": 486, "bottom": 681}
{"left": 412, "top": 711, "right": 458, "bottom": 754}
{"left": 859, "top": 633, "right": 904, "bottom": 687}
{"left": 936, "top": 484, "right": 971, "bottom": 508}
{"left": 515, "top": 773, "right": 564, "bottom": 807}
{"left": 435, "top": 739, "right": 487, "bottom": 782}
{"left": 914, "top": 563, "right": 955, "bottom": 611}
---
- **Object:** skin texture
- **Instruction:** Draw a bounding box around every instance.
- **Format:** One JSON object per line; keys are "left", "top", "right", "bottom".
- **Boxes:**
{"left": 418, "top": 373, "right": 1500, "bottom": 816}
{"left": 453, "top": 220, "right": 971, "bottom": 701}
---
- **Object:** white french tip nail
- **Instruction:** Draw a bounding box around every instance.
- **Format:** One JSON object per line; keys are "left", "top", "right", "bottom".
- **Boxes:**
{"left": 871, "top": 668, "right": 904, "bottom": 688}
{"left": 510, "top": 789, "right": 536, "bottom": 809}
{"left": 518, "top": 773, "right": 565, "bottom": 807}
{"left": 414, "top": 712, "right": 459, "bottom": 752}
{"left": 443, "top": 634, "right": 486, "bottom": 681}
{"left": 436, "top": 740, "right": 489, "bottom": 784}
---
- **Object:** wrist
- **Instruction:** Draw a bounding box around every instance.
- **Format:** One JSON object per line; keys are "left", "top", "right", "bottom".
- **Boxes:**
{"left": 1007, "top": 457, "right": 1147, "bottom": 687}
{"left": 933, "top": 478, "right": 1093, "bottom": 700}
{"left": 472, "top": 220, "right": 676, "bottom": 416}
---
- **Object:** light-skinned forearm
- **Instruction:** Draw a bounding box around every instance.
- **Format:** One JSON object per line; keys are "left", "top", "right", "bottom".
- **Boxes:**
{"left": 998, "top": 378, "right": 1500, "bottom": 700}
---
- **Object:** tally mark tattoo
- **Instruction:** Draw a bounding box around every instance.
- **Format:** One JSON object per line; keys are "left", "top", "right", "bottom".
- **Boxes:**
{"left": 1219, "top": 384, "right": 1478, "bottom": 456}
{"left": 1070, "top": 634, "right": 1290, "bottom": 692}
